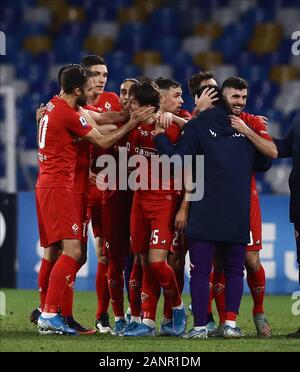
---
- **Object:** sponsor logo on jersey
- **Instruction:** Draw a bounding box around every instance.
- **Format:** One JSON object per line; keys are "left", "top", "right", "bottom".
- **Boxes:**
{"left": 79, "top": 116, "right": 88, "bottom": 127}
{"left": 72, "top": 223, "right": 79, "bottom": 235}
{"left": 104, "top": 101, "right": 112, "bottom": 111}
{"left": 46, "top": 102, "right": 55, "bottom": 112}
{"left": 134, "top": 147, "right": 157, "bottom": 157}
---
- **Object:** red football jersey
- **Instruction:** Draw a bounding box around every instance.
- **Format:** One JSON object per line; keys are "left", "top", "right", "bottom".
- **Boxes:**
{"left": 241, "top": 112, "right": 273, "bottom": 198}
{"left": 178, "top": 108, "right": 192, "bottom": 120}
{"left": 127, "top": 122, "right": 181, "bottom": 200}
{"left": 73, "top": 140, "right": 91, "bottom": 193}
{"left": 36, "top": 95, "right": 92, "bottom": 188}
{"left": 90, "top": 91, "right": 123, "bottom": 172}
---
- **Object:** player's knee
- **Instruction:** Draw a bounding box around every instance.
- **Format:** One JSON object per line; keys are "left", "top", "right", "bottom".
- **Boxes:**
{"left": 245, "top": 251, "right": 260, "bottom": 272}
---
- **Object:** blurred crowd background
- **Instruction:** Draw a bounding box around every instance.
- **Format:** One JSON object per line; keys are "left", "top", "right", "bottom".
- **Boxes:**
{"left": 1, "top": 0, "right": 300, "bottom": 192}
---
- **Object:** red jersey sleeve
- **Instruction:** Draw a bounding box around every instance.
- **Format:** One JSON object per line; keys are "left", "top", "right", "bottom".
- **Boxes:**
{"left": 241, "top": 112, "right": 272, "bottom": 141}
{"left": 65, "top": 108, "right": 93, "bottom": 138}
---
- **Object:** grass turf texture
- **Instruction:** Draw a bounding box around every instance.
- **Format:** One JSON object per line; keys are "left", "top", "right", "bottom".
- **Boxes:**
{"left": 0, "top": 289, "right": 299, "bottom": 352}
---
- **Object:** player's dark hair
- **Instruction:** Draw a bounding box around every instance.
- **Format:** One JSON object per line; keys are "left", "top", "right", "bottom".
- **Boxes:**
{"left": 60, "top": 65, "right": 88, "bottom": 94}
{"left": 155, "top": 77, "right": 182, "bottom": 90}
{"left": 58, "top": 64, "right": 79, "bottom": 86}
{"left": 129, "top": 81, "right": 161, "bottom": 112}
{"left": 188, "top": 71, "right": 216, "bottom": 97}
{"left": 81, "top": 55, "right": 106, "bottom": 67}
{"left": 221, "top": 77, "right": 248, "bottom": 92}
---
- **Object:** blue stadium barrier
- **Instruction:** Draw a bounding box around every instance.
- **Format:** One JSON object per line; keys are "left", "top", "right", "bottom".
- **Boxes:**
{"left": 17, "top": 192, "right": 299, "bottom": 294}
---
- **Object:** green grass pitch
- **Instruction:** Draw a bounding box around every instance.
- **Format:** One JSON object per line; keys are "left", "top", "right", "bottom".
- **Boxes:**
{"left": 0, "top": 289, "right": 299, "bottom": 352}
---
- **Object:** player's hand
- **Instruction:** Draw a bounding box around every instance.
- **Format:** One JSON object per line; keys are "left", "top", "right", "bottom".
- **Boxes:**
{"left": 174, "top": 207, "right": 188, "bottom": 233}
{"left": 96, "top": 172, "right": 106, "bottom": 191}
{"left": 230, "top": 115, "right": 251, "bottom": 135}
{"left": 195, "top": 87, "right": 219, "bottom": 114}
{"left": 36, "top": 103, "right": 46, "bottom": 125}
{"left": 89, "top": 171, "right": 97, "bottom": 185}
{"left": 128, "top": 107, "right": 155, "bottom": 128}
{"left": 156, "top": 112, "right": 173, "bottom": 129}
{"left": 154, "top": 119, "right": 166, "bottom": 136}
{"left": 257, "top": 115, "right": 269, "bottom": 125}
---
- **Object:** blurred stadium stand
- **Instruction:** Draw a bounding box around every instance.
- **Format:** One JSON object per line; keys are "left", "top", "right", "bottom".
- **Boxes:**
{"left": 0, "top": 0, "right": 299, "bottom": 191}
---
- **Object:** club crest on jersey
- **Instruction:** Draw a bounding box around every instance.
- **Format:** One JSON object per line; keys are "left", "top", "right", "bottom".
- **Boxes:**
{"left": 104, "top": 101, "right": 112, "bottom": 111}
{"left": 72, "top": 223, "right": 79, "bottom": 235}
{"left": 79, "top": 116, "right": 88, "bottom": 127}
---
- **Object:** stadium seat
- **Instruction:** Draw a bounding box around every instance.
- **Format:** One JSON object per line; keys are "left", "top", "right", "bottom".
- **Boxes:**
{"left": 0, "top": 65, "right": 15, "bottom": 85}
{"left": 151, "top": 37, "right": 182, "bottom": 63}
{"left": 133, "top": 51, "right": 162, "bottom": 68}
{"left": 276, "top": 7, "right": 300, "bottom": 37}
{"left": 149, "top": 7, "right": 181, "bottom": 37}
{"left": 194, "top": 22, "right": 223, "bottom": 41}
{"left": 118, "top": 64, "right": 142, "bottom": 81}
{"left": 182, "top": 36, "right": 210, "bottom": 56}
{"left": 105, "top": 50, "right": 132, "bottom": 75}
{"left": 54, "top": 36, "right": 84, "bottom": 63}
{"left": 270, "top": 65, "right": 299, "bottom": 85}
{"left": 58, "top": 21, "right": 89, "bottom": 39}
{"left": 84, "top": 36, "right": 114, "bottom": 57}
{"left": 211, "top": 7, "right": 239, "bottom": 26}
{"left": 90, "top": 21, "right": 119, "bottom": 40}
{"left": 249, "top": 23, "right": 283, "bottom": 56}
{"left": 38, "top": 0, "right": 68, "bottom": 14}
{"left": 143, "top": 64, "right": 173, "bottom": 80}
{"left": 23, "top": 36, "right": 52, "bottom": 55}
{"left": 213, "top": 64, "right": 237, "bottom": 84}
{"left": 193, "top": 51, "right": 223, "bottom": 70}
{"left": 24, "top": 6, "right": 52, "bottom": 26}
{"left": 117, "top": 6, "right": 147, "bottom": 24}
{"left": 117, "top": 22, "right": 150, "bottom": 52}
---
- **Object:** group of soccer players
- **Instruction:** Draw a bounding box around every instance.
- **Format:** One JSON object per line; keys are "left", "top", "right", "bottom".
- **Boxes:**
{"left": 31, "top": 53, "right": 277, "bottom": 339}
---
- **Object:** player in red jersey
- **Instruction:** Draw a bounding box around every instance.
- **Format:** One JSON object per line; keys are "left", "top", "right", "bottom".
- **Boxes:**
{"left": 188, "top": 71, "right": 276, "bottom": 337}
{"left": 81, "top": 55, "right": 124, "bottom": 333}
{"left": 31, "top": 65, "right": 122, "bottom": 334}
{"left": 122, "top": 81, "right": 186, "bottom": 337}
{"left": 154, "top": 77, "right": 192, "bottom": 332}
{"left": 36, "top": 65, "right": 154, "bottom": 335}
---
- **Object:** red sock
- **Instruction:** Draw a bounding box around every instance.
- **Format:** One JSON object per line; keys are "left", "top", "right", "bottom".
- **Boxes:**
{"left": 95, "top": 262, "right": 110, "bottom": 319}
{"left": 129, "top": 262, "right": 143, "bottom": 317}
{"left": 44, "top": 255, "right": 77, "bottom": 314}
{"left": 247, "top": 264, "right": 266, "bottom": 315}
{"left": 59, "top": 262, "right": 82, "bottom": 317}
{"left": 225, "top": 311, "right": 237, "bottom": 321}
{"left": 38, "top": 258, "right": 55, "bottom": 311}
{"left": 207, "top": 271, "right": 214, "bottom": 315}
{"left": 150, "top": 261, "right": 181, "bottom": 308}
{"left": 141, "top": 265, "right": 161, "bottom": 321}
{"left": 213, "top": 271, "right": 226, "bottom": 324}
{"left": 107, "top": 258, "right": 125, "bottom": 317}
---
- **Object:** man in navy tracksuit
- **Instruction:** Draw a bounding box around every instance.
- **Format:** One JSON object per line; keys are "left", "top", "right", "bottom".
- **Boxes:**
{"left": 154, "top": 77, "right": 271, "bottom": 338}
{"left": 275, "top": 111, "right": 300, "bottom": 338}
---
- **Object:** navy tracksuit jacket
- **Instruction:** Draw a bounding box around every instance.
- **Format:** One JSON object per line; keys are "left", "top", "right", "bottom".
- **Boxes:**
{"left": 154, "top": 104, "right": 271, "bottom": 244}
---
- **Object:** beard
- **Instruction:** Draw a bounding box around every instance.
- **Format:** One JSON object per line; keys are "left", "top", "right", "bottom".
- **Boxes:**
{"left": 76, "top": 93, "right": 88, "bottom": 107}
